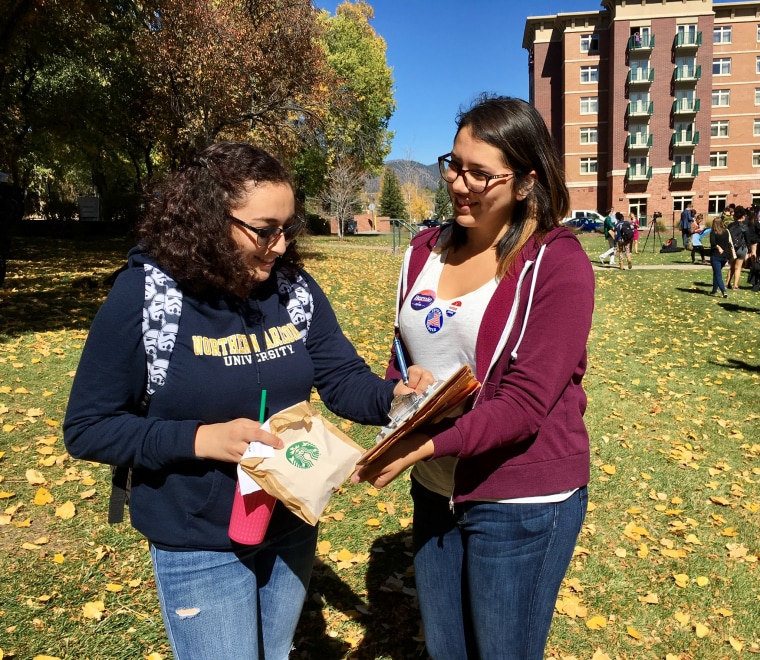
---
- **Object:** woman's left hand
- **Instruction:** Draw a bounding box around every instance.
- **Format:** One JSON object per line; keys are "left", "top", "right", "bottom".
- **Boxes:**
{"left": 392, "top": 365, "right": 435, "bottom": 396}
{"left": 351, "top": 432, "right": 434, "bottom": 488}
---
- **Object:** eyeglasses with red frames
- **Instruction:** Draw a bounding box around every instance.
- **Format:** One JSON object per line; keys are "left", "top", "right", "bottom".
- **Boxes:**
{"left": 228, "top": 214, "right": 304, "bottom": 248}
{"left": 438, "top": 154, "right": 514, "bottom": 194}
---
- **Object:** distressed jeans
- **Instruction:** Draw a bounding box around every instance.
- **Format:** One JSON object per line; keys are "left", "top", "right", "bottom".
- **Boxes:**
{"left": 412, "top": 478, "right": 587, "bottom": 660}
{"left": 150, "top": 507, "right": 318, "bottom": 660}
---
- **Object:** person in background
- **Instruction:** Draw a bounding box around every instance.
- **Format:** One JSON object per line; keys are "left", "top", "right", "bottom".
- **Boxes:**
{"left": 355, "top": 95, "right": 594, "bottom": 660}
{"left": 614, "top": 211, "right": 634, "bottom": 270}
{"left": 679, "top": 202, "right": 694, "bottom": 248}
{"left": 709, "top": 216, "right": 732, "bottom": 298}
{"left": 726, "top": 206, "right": 748, "bottom": 291}
{"left": 599, "top": 207, "right": 616, "bottom": 266}
{"left": 690, "top": 214, "right": 709, "bottom": 264}
{"left": 63, "top": 142, "right": 431, "bottom": 660}
{"left": 629, "top": 211, "right": 640, "bottom": 254}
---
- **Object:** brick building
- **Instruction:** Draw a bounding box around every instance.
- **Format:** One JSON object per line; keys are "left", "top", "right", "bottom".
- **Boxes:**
{"left": 523, "top": 0, "right": 760, "bottom": 223}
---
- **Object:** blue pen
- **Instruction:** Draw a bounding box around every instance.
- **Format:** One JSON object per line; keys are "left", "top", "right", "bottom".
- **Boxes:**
{"left": 393, "top": 337, "right": 409, "bottom": 385}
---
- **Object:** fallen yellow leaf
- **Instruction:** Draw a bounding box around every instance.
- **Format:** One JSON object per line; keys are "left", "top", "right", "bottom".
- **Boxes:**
{"left": 55, "top": 501, "right": 76, "bottom": 520}
{"left": 585, "top": 615, "right": 607, "bottom": 630}
{"left": 82, "top": 600, "right": 105, "bottom": 620}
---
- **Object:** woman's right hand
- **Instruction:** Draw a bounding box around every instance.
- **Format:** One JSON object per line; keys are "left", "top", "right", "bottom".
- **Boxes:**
{"left": 194, "top": 419, "right": 284, "bottom": 463}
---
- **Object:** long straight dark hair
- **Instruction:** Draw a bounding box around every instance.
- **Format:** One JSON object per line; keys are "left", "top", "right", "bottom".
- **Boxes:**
{"left": 444, "top": 95, "right": 570, "bottom": 278}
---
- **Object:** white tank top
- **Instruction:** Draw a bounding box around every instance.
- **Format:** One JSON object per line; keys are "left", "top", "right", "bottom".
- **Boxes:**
{"left": 399, "top": 247, "right": 497, "bottom": 497}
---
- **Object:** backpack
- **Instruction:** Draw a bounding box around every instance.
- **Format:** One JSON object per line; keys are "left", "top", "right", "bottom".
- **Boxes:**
{"left": 107, "top": 264, "right": 313, "bottom": 523}
{"left": 728, "top": 222, "right": 747, "bottom": 252}
{"left": 619, "top": 221, "right": 634, "bottom": 243}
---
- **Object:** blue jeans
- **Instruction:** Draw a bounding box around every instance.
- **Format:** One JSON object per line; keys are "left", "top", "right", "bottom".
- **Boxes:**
{"left": 412, "top": 478, "right": 587, "bottom": 660}
{"left": 711, "top": 253, "right": 728, "bottom": 294}
{"left": 412, "top": 478, "right": 475, "bottom": 659}
{"left": 150, "top": 506, "right": 318, "bottom": 660}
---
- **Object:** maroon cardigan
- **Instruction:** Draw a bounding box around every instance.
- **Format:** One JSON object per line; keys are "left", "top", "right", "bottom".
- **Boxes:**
{"left": 388, "top": 225, "right": 595, "bottom": 501}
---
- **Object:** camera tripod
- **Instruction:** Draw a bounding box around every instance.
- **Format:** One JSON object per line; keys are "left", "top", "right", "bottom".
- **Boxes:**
{"left": 641, "top": 214, "right": 664, "bottom": 253}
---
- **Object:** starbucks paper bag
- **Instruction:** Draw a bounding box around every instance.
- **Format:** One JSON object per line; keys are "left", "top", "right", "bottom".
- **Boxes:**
{"left": 239, "top": 401, "right": 363, "bottom": 526}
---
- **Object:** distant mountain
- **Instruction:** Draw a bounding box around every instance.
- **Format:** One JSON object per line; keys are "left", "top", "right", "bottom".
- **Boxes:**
{"left": 364, "top": 159, "right": 439, "bottom": 194}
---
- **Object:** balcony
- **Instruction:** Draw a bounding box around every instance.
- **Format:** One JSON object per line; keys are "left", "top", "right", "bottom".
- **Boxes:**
{"left": 626, "top": 165, "right": 653, "bottom": 181}
{"left": 628, "top": 34, "right": 654, "bottom": 51}
{"left": 671, "top": 130, "right": 700, "bottom": 147}
{"left": 626, "top": 133, "right": 653, "bottom": 150}
{"left": 674, "top": 31, "right": 702, "bottom": 49}
{"left": 627, "top": 101, "right": 654, "bottom": 117}
{"left": 627, "top": 68, "right": 654, "bottom": 85}
{"left": 674, "top": 65, "right": 701, "bottom": 82}
{"left": 672, "top": 98, "right": 700, "bottom": 114}
{"left": 671, "top": 163, "right": 699, "bottom": 179}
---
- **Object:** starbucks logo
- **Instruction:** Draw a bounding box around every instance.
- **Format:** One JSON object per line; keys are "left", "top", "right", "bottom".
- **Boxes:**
{"left": 286, "top": 441, "right": 320, "bottom": 469}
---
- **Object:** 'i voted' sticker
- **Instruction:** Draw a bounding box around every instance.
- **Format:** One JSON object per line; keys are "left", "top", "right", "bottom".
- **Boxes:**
{"left": 425, "top": 308, "right": 444, "bottom": 333}
{"left": 446, "top": 301, "right": 462, "bottom": 317}
{"left": 410, "top": 289, "right": 436, "bottom": 310}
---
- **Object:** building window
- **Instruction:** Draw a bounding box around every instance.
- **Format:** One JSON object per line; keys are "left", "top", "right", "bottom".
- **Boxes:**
{"left": 580, "top": 66, "right": 599, "bottom": 83}
{"left": 756, "top": 89, "right": 760, "bottom": 105}
{"left": 714, "top": 26, "right": 732, "bottom": 43}
{"left": 712, "top": 89, "right": 730, "bottom": 107}
{"left": 580, "top": 34, "right": 599, "bottom": 53}
{"left": 580, "top": 157, "right": 598, "bottom": 174}
{"left": 753, "top": 151, "right": 760, "bottom": 167}
{"left": 754, "top": 119, "right": 760, "bottom": 137}
{"left": 580, "top": 127, "right": 598, "bottom": 144}
{"left": 672, "top": 196, "right": 692, "bottom": 213}
{"left": 710, "top": 152, "right": 728, "bottom": 168}
{"left": 708, "top": 195, "right": 727, "bottom": 214}
{"left": 757, "top": 57, "right": 760, "bottom": 74}
{"left": 580, "top": 97, "right": 598, "bottom": 114}
{"left": 713, "top": 58, "right": 731, "bottom": 76}
{"left": 711, "top": 120, "right": 729, "bottom": 138}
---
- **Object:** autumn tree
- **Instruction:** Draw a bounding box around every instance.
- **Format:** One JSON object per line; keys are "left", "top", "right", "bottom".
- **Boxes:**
{"left": 434, "top": 178, "right": 453, "bottom": 220}
{"left": 316, "top": 2, "right": 395, "bottom": 173}
{"left": 137, "top": 0, "right": 333, "bottom": 169}
{"left": 378, "top": 167, "right": 407, "bottom": 220}
{"left": 321, "top": 158, "right": 364, "bottom": 239}
{"left": 295, "top": 1, "right": 395, "bottom": 205}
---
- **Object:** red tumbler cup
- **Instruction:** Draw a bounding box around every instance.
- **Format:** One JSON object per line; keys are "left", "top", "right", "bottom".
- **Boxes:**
{"left": 228, "top": 482, "right": 276, "bottom": 545}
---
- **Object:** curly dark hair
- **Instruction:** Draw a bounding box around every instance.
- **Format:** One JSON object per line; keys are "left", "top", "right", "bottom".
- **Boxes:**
{"left": 444, "top": 95, "right": 570, "bottom": 278}
{"left": 137, "top": 142, "right": 303, "bottom": 297}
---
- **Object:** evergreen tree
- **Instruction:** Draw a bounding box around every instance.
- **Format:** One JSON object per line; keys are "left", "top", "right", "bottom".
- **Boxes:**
{"left": 434, "top": 178, "right": 453, "bottom": 220}
{"left": 378, "top": 167, "right": 407, "bottom": 219}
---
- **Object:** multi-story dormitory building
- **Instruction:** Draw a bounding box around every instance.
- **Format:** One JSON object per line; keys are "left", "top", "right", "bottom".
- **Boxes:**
{"left": 523, "top": 0, "right": 760, "bottom": 224}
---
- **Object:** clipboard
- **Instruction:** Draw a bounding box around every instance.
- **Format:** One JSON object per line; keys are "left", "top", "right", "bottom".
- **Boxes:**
{"left": 357, "top": 364, "right": 480, "bottom": 466}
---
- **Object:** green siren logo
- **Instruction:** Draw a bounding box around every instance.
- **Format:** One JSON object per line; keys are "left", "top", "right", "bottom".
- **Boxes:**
{"left": 286, "top": 441, "right": 320, "bottom": 469}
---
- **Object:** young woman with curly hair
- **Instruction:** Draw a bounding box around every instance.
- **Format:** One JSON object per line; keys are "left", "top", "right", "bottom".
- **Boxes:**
{"left": 65, "top": 142, "right": 431, "bottom": 659}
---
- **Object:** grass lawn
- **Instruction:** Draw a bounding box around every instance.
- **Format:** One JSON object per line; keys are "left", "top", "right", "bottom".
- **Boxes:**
{"left": 1, "top": 230, "right": 759, "bottom": 660}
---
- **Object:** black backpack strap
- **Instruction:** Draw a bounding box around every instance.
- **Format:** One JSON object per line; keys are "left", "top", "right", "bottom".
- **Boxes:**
{"left": 107, "top": 264, "right": 182, "bottom": 524}
{"left": 108, "top": 465, "right": 131, "bottom": 524}
{"left": 276, "top": 269, "right": 313, "bottom": 342}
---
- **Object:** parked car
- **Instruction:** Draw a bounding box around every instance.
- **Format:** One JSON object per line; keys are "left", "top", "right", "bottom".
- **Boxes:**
{"left": 561, "top": 209, "right": 605, "bottom": 228}
{"left": 561, "top": 210, "right": 605, "bottom": 233}
{"left": 418, "top": 218, "right": 441, "bottom": 228}
{"left": 577, "top": 217, "right": 602, "bottom": 232}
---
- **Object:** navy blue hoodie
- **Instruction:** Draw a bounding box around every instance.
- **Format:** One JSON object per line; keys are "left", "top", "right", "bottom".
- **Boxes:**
{"left": 64, "top": 249, "right": 396, "bottom": 549}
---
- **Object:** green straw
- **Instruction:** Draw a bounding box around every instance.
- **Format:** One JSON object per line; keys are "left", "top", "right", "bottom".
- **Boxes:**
{"left": 259, "top": 390, "right": 267, "bottom": 423}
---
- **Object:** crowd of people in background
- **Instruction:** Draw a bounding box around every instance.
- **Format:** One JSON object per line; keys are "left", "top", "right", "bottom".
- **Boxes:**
{"left": 597, "top": 202, "right": 760, "bottom": 293}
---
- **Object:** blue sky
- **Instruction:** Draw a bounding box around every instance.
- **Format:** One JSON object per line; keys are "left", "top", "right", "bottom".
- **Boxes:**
{"left": 315, "top": 1, "right": 604, "bottom": 164}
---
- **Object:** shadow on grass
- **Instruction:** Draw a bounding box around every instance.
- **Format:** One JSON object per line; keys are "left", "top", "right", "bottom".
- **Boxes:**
{"left": 294, "top": 532, "right": 427, "bottom": 659}
{"left": 1, "top": 235, "right": 132, "bottom": 337}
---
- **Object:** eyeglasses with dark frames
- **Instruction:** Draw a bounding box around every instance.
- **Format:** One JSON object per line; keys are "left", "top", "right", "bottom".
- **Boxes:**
{"left": 228, "top": 215, "right": 303, "bottom": 247}
{"left": 438, "top": 154, "right": 514, "bottom": 194}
